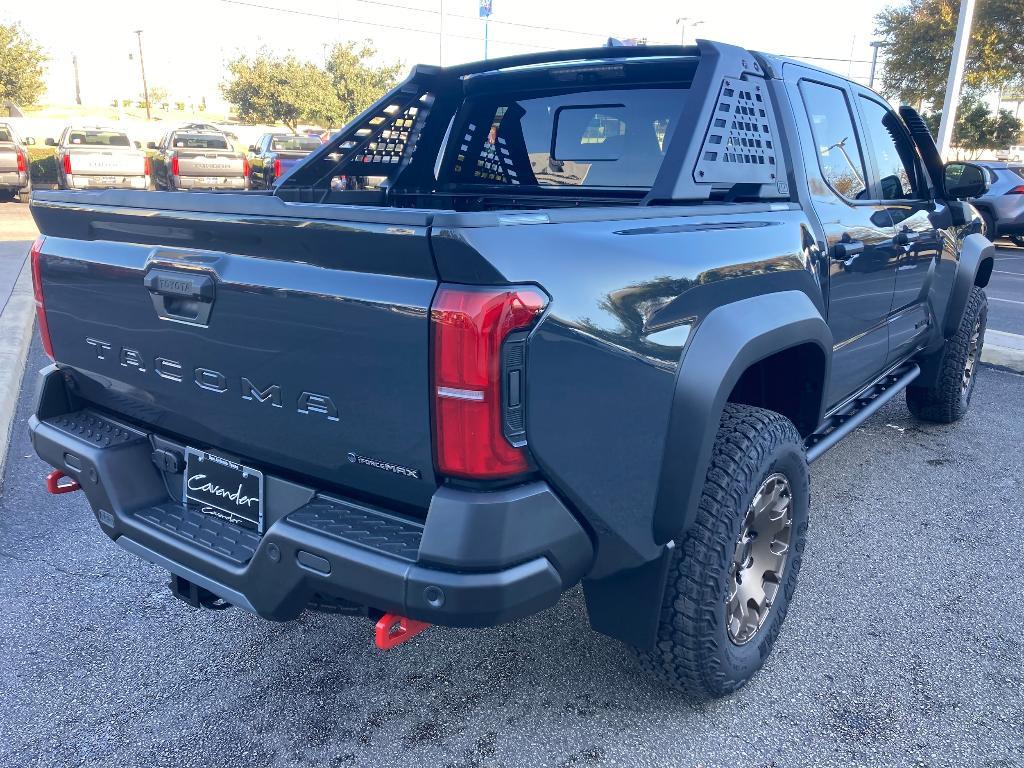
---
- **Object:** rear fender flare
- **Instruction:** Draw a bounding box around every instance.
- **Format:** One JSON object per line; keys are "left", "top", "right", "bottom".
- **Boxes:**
{"left": 652, "top": 290, "right": 832, "bottom": 545}
{"left": 943, "top": 232, "right": 994, "bottom": 339}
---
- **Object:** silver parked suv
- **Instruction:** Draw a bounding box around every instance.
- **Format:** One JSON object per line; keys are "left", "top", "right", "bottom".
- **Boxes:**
{"left": 972, "top": 161, "right": 1024, "bottom": 248}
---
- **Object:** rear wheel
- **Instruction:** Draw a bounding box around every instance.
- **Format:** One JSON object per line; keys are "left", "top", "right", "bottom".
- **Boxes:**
{"left": 15, "top": 179, "right": 31, "bottom": 203}
{"left": 634, "top": 404, "right": 809, "bottom": 699}
{"left": 906, "top": 286, "right": 987, "bottom": 423}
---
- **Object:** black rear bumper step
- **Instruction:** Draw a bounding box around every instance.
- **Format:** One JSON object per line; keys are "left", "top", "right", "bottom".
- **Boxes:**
{"left": 28, "top": 370, "right": 594, "bottom": 628}
{"left": 805, "top": 362, "right": 920, "bottom": 463}
{"left": 135, "top": 503, "right": 262, "bottom": 566}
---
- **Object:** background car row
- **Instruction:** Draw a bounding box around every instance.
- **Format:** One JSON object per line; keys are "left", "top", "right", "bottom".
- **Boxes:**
{"left": 0, "top": 121, "right": 324, "bottom": 195}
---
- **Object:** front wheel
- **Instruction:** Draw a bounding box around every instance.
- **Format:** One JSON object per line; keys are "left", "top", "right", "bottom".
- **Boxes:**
{"left": 1009, "top": 235, "right": 1024, "bottom": 249}
{"left": 634, "top": 404, "right": 810, "bottom": 698}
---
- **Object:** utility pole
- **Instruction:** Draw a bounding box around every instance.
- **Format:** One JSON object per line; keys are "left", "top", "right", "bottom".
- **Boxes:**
{"left": 72, "top": 54, "right": 82, "bottom": 105}
{"left": 868, "top": 41, "right": 883, "bottom": 89}
{"left": 133, "top": 29, "right": 151, "bottom": 121}
{"left": 936, "top": 0, "right": 976, "bottom": 160}
{"left": 676, "top": 17, "right": 703, "bottom": 46}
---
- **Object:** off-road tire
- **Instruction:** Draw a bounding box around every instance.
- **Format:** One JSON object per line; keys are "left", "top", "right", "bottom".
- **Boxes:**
{"left": 634, "top": 404, "right": 810, "bottom": 699}
{"left": 979, "top": 209, "right": 996, "bottom": 240}
{"left": 15, "top": 178, "right": 31, "bottom": 203}
{"left": 906, "top": 286, "right": 987, "bottom": 423}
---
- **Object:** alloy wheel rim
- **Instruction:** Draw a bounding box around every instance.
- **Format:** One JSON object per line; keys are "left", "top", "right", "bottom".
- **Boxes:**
{"left": 962, "top": 316, "right": 983, "bottom": 396}
{"left": 726, "top": 473, "right": 794, "bottom": 646}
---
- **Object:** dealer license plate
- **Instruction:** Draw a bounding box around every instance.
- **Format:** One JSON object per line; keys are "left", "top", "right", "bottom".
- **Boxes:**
{"left": 183, "top": 448, "right": 264, "bottom": 532}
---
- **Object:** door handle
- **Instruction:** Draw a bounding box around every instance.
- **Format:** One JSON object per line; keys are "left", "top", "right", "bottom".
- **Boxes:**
{"left": 144, "top": 268, "right": 216, "bottom": 325}
{"left": 832, "top": 237, "right": 865, "bottom": 260}
{"left": 894, "top": 228, "right": 922, "bottom": 246}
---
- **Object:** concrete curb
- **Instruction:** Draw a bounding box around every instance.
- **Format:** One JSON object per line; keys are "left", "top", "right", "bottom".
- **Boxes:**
{"left": 0, "top": 258, "right": 35, "bottom": 484}
{"left": 982, "top": 330, "right": 1024, "bottom": 374}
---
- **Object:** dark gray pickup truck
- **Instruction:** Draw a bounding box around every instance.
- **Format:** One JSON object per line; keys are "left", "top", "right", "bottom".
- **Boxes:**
{"left": 27, "top": 41, "right": 994, "bottom": 697}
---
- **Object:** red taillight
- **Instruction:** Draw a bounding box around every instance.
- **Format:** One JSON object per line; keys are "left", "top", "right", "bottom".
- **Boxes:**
{"left": 242, "top": 156, "right": 250, "bottom": 178}
{"left": 431, "top": 285, "right": 547, "bottom": 479}
{"left": 30, "top": 236, "right": 54, "bottom": 359}
{"left": 16, "top": 150, "right": 26, "bottom": 173}
{"left": 170, "top": 154, "right": 179, "bottom": 176}
{"left": 62, "top": 153, "right": 72, "bottom": 175}
{"left": 273, "top": 158, "right": 282, "bottom": 178}
{"left": 1006, "top": 185, "right": 1024, "bottom": 195}
{"left": 144, "top": 156, "right": 150, "bottom": 176}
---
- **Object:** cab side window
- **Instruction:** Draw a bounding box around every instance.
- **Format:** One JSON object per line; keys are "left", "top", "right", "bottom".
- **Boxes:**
{"left": 858, "top": 97, "right": 922, "bottom": 200}
{"left": 799, "top": 81, "right": 868, "bottom": 201}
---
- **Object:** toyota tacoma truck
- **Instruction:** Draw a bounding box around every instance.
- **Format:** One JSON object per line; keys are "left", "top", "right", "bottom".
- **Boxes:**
{"left": 147, "top": 128, "right": 248, "bottom": 191}
{"left": 0, "top": 122, "right": 33, "bottom": 202}
{"left": 27, "top": 42, "right": 994, "bottom": 698}
{"left": 246, "top": 133, "right": 323, "bottom": 189}
{"left": 47, "top": 125, "right": 150, "bottom": 191}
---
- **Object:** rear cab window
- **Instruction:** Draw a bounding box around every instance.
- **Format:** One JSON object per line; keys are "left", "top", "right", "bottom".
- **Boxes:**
{"left": 271, "top": 136, "right": 321, "bottom": 152}
{"left": 0, "top": 127, "right": 12, "bottom": 142}
{"left": 437, "top": 86, "right": 685, "bottom": 191}
{"left": 67, "top": 130, "right": 131, "bottom": 147}
{"left": 172, "top": 133, "right": 229, "bottom": 150}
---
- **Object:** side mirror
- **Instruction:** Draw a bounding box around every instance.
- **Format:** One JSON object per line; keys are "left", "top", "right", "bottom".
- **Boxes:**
{"left": 134, "top": 140, "right": 142, "bottom": 149}
{"left": 944, "top": 162, "right": 989, "bottom": 200}
{"left": 44, "top": 137, "right": 57, "bottom": 147}
{"left": 23, "top": 137, "right": 35, "bottom": 146}
{"left": 147, "top": 141, "right": 157, "bottom": 150}
{"left": 248, "top": 145, "right": 257, "bottom": 154}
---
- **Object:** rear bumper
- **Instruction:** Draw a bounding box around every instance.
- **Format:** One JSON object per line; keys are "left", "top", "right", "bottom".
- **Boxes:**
{"left": 65, "top": 174, "right": 147, "bottom": 190}
{"left": 29, "top": 366, "right": 593, "bottom": 627}
{"left": 172, "top": 175, "right": 247, "bottom": 190}
{"left": 0, "top": 170, "right": 29, "bottom": 190}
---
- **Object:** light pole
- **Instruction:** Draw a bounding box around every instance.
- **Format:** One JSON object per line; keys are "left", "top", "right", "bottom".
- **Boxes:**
{"left": 676, "top": 17, "right": 703, "bottom": 47}
{"left": 868, "top": 41, "right": 884, "bottom": 89}
{"left": 133, "top": 30, "right": 151, "bottom": 121}
{"left": 936, "top": 0, "right": 977, "bottom": 160}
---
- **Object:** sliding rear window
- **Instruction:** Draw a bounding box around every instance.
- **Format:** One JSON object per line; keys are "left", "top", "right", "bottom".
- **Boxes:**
{"left": 68, "top": 130, "right": 130, "bottom": 147}
{"left": 438, "top": 87, "right": 687, "bottom": 190}
{"left": 172, "top": 134, "right": 229, "bottom": 150}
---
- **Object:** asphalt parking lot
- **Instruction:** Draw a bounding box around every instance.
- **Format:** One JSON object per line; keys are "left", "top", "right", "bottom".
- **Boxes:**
{"left": 2, "top": 199, "right": 1024, "bottom": 767}
{"left": 2, "top": 337, "right": 1023, "bottom": 768}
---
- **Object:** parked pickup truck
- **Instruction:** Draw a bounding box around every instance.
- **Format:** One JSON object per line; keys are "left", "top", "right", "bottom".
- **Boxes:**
{"left": 247, "top": 133, "right": 323, "bottom": 189}
{"left": 28, "top": 42, "right": 994, "bottom": 698}
{"left": 46, "top": 125, "right": 149, "bottom": 191}
{"left": 0, "top": 122, "right": 33, "bottom": 202}
{"left": 147, "top": 128, "right": 248, "bottom": 191}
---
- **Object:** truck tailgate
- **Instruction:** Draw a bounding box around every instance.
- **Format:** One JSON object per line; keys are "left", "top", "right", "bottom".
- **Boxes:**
{"left": 31, "top": 191, "right": 440, "bottom": 510}
{"left": 68, "top": 149, "right": 147, "bottom": 176}
{"left": 176, "top": 151, "right": 245, "bottom": 178}
{"left": 0, "top": 145, "right": 19, "bottom": 173}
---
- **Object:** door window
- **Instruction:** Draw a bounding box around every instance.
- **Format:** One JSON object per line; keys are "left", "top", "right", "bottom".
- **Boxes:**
{"left": 858, "top": 97, "right": 922, "bottom": 200}
{"left": 799, "top": 81, "right": 868, "bottom": 201}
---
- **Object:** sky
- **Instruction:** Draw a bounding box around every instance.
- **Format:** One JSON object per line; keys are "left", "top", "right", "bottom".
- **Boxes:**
{"left": 4, "top": 0, "right": 898, "bottom": 110}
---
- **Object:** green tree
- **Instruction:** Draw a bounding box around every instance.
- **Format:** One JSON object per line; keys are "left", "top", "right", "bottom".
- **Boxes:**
{"left": 222, "top": 51, "right": 340, "bottom": 132}
{"left": 0, "top": 23, "right": 47, "bottom": 107}
{"left": 875, "top": 0, "right": 1024, "bottom": 107}
{"left": 924, "top": 95, "right": 1024, "bottom": 158}
{"left": 325, "top": 41, "right": 403, "bottom": 126}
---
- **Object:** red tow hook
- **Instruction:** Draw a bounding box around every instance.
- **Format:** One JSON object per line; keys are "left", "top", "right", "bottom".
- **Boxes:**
{"left": 46, "top": 469, "right": 81, "bottom": 494}
{"left": 374, "top": 613, "right": 430, "bottom": 650}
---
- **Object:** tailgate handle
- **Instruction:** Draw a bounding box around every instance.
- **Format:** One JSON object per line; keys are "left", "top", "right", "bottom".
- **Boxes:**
{"left": 144, "top": 269, "right": 215, "bottom": 325}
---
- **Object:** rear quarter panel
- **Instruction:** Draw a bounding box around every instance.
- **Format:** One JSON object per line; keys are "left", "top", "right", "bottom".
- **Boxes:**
{"left": 432, "top": 205, "right": 824, "bottom": 575}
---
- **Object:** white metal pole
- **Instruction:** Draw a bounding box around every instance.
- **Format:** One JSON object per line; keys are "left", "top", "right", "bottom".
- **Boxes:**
{"left": 936, "top": 0, "right": 976, "bottom": 160}
{"left": 439, "top": 0, "right": 444, "bottom": 66}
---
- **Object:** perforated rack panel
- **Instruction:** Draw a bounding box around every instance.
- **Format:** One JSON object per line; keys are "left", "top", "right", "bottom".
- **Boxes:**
{"left": 692, "top": 77, "right": 780, "bottom": 187}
